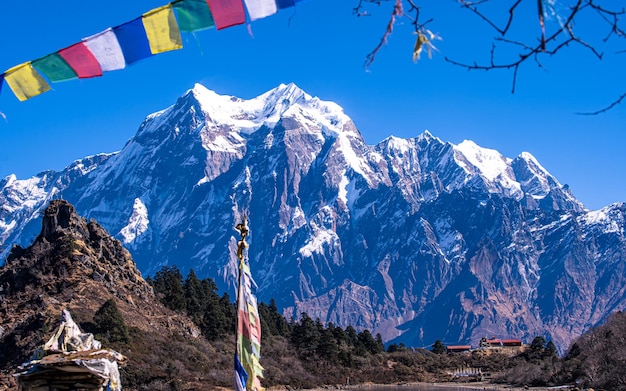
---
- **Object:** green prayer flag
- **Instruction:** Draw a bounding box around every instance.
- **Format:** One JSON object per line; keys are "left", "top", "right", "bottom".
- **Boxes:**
{"left": 173, "top": 0, "right": 215, "bottom": 32}
{"left": 32, "top": 53, "right": 78, "bottom": 82}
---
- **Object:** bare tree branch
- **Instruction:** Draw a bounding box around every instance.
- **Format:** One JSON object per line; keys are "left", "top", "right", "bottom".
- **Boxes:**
{"left": 578, "top": 92, "right": 626, "bottom": 115}
{"left": 359, "top": 0, "right": 625, "bottom": 113}
{"left": 363, "top": 0, "right": 404, "bottom": 68}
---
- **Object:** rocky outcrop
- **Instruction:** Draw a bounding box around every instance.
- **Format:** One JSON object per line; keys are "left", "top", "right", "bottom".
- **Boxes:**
{"left": 0, "top": 200, "right": 201, "bottom": 384}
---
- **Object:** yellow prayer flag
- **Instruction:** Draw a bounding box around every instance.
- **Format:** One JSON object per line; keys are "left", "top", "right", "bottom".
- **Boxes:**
{"left": 4, "top": 62, "right": 51, "bottom": 101}
{"left": 142, "top": 5, "right": 183, "bottom": 54}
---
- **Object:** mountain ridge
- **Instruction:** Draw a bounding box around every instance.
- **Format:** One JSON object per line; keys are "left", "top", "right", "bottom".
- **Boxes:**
{"left": 1, "top": 83, "right": 624, "bottom": 352}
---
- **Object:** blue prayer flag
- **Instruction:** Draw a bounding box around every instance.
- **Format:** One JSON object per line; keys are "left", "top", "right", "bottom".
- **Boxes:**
{"left": 234, "top": 354, "right": 248, "bottom": 391}
{"left": 113, "top": 18, "right": 153, "bottom": 65}
{"left": 276, "top": 0, "right": 295, "bottom": 9}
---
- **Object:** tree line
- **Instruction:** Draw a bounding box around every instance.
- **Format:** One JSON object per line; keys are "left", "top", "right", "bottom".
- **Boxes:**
{"left": 116, "top": 265, "right": 625, "bottom": 390}
{"left": 145, "top": 266, "right": 385, "bottom": 363}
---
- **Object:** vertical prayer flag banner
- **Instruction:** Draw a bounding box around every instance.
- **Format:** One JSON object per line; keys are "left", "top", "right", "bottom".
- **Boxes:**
{"left": 4, "top": 62, "right": 51, "bottom": 101}
{"left": 237, "top": 261, "right": 264, "bottom": 391}
{"left": 32, "top": 53, "right": 78, "bottom": 82}
{"left": 173, "top": 0, "right": 215, "bottom": 32}
{"left": 206, "top": 0, "right": 246, "bottom": 30}
{"left": 244, "top": 0, "right": 277, "bottom": 21}
{"left": 142, "top": 5, "right": 183, "bottom": 54}
{"left": 83, "top": 28, "right": 126, "bottom": 72}
{"left": 234, "top": 355, "right": 247, "bottom": 391}
{"left": 276, "top": 0, "right": 295, "bottom": 9}
{"left": 113, "top": 18, "right": 153, "bottom": 65}
{"left": 58, "top": 43, "right": 103, "bottom": 78}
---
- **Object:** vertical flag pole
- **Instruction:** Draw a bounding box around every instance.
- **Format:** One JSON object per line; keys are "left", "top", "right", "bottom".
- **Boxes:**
{"left": 234, "top": 213, "right": 249, "bottom": 391}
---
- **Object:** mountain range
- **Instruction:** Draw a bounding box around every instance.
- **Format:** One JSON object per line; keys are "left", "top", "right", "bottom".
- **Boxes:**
{"left": 1, "top": 83, "right": 625, "bottom": 352}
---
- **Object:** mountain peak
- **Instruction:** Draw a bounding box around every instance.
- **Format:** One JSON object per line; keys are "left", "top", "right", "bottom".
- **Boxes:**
{"left": 0, "top": 200, "right": 209, "bottom": 386}
{"left": 270, "top": 82, "right": 308, "bottom": 103}
{"left": 40, "top": 199, "right": 87, "bottom": 240}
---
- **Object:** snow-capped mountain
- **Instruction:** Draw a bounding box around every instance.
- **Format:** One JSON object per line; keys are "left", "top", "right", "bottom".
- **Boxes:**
{"left": 1, "top": 83, "right": 624, "bottom": 352}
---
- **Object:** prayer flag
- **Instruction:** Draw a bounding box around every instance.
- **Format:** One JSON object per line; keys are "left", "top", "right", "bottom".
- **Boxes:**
{"left": 0, "top": 74, "right": 4, "bottom": 96}
{"left": 113, "top": 18, "right": 153, "bottom": 65}
{"left": 32, "top": 53, "right": 77, "bottom": 82}
{"left": 206, "top": 0, "right": 246, "bottom": 30}
{"left": 142, "top": 5, "right": 183, "bottom": 54}
{"left": 234, "top": 355, "right": 247, "bottom": 391}
{"left": 276, "top": 0, "right": 295, "bottom": 9}
{"left": 58, "top": 43, "right": 103, "bottom": 78}
{"left": 173, "top": 0, "right": 215, "bottom": 32}
{"left": 243, "top": 0, "right": 277, "bottom": 21}
{"left": 3, "top": 62, "right": 51, "bottom": 101}
{"left": 83, "top": 28, "right": 126, "bottom": 72}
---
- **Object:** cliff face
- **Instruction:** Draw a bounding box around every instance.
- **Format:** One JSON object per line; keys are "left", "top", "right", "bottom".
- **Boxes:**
{"left": 1, "top": 84, "right": 625, "bottom": 352}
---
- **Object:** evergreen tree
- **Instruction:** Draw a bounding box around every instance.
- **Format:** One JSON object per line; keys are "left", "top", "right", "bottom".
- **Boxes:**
{"left": 317, "top": 327, "right": 339, "bottom": 363}
{"left": 358, "top": 330, "right": 383, "bottom": 354}
{"left": 268, "top": 298, "right": 290, "bottom": 337}
{"left": 345, "top": 325, "right": 359, "bottom": 347}
{"left": 432, "top": 340, "right": 446, "bottom": 354}
{"left": 291, "top": 313, "right": 320, "bottom": 354}
{"left": 152, "top": 266, "right": 186, "bottom": 312}
{"left": 375, "top": 333, "right": 385, "bottom": 353}
{"left": 258, "top": 302, "right": 276, "bottom": 337}
{"left": 93, "top": 298, "right": 130, "bottom": 345}
{"left": 331, "top": 324, "right": 348, "bottom": 346}
{"left": 530, "top": 336, "right": 547, "bottom": 353}
{"left": 183, "top": 269, "right": 205, "bottom": 323}
{"left": 201, "top": 279, "right": 230, "bottom": 341}
{"left": 545, "top": 340, "right": 558, "bottom": 358}
{"left": 220, "top": 292, "right": 236, "bottom": 335}
{"left": 387, "top": 342, "right": 407, "bottom": 353}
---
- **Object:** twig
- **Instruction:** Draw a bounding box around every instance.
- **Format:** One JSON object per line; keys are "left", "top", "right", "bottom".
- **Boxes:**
{"left": 577, "top": 92, "right": 626, "bottom": 115}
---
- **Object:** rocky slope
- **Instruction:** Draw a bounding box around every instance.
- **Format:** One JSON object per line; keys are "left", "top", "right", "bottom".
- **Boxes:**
{"left": 0, "top": 200, "right": 216, "bottom": 390}
{"left": 1, "top": 83, "right": 625, "bottom": 352}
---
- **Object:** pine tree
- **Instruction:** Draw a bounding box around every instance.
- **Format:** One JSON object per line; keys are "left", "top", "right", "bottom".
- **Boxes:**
{"left": 183, "top": 269, "right": 205, "bottom": 324}
{"left": 93, "top": 298, "right": 130, "bottom": 345}
{"left": 200, "top": 279, "right": 229, "bottom": 341}
{"left": 152, "top": 266, "right": 186, "bottom": 312}
{"left": 291, "top": 313, "right": 320, "bottom": 354}
{"left": 432, "top": 340, "right": 446, "bottom": 354}
{"left": 545, "top": 340, "right": 558, "bottom": 358}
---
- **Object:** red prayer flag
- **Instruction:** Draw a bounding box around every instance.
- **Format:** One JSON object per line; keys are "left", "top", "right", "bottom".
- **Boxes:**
{"left": 58, "top": 43, "right": 103, "bottom": 79}
{"left": 205, "top": 0, "right": 246, "bottom": 30}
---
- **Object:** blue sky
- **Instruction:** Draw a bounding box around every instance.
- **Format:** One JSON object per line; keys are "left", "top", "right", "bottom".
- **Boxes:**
{"left": 0, "top": 0, "right": 624, "bottom": 210}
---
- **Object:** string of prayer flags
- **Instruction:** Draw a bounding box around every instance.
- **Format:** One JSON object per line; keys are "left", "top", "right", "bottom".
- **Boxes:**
{"left": 1, "top": 0, "right": 303, "bottom": 102}
{"left": 58, "top": 43, "right": 103, "bottom": 79}
{"left": 3, "top": 62, "right": 51, "bottom": 101}
{"left": 113, "top": 18, "right": 154, "bottom": 65}
{"left": 244, "top": 0, "right": 277, "bottom": 21}
{"left": 276, "top": 0, "right": 295, "bottom": 9}
{"left": 172, "top": 0, "right": 215, "bottom": 32}
{"left": 83, "top": 29, "right": 126, "bottom": 72}
{"left": 32, "top": 54, "right": 78, "bottom": 82}
{"left": 142, "top": 5, "right": 183, "bottom": 54}
{"left": 206, "top": 0, "right": 246, "bottom": 30}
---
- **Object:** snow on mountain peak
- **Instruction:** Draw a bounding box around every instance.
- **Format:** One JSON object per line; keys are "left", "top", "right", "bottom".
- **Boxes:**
{"left": 454, "top": 139, "right": 522, "bottom": 198}
{"left": 179, "top": 83, "right": 350, "bottom": 138}
{"left": 512, "top": 151, "right": 556, "bottom": 198}
{"left": 417, "top": 130, "right": 439, "bottom": 142}
{"left": 454, "top": 140, "right": 512, "bottom": 181}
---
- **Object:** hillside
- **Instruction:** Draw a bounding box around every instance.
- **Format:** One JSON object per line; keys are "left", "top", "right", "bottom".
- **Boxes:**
{"left": 0, "top": 200, "right": 227, "bottom": 390}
